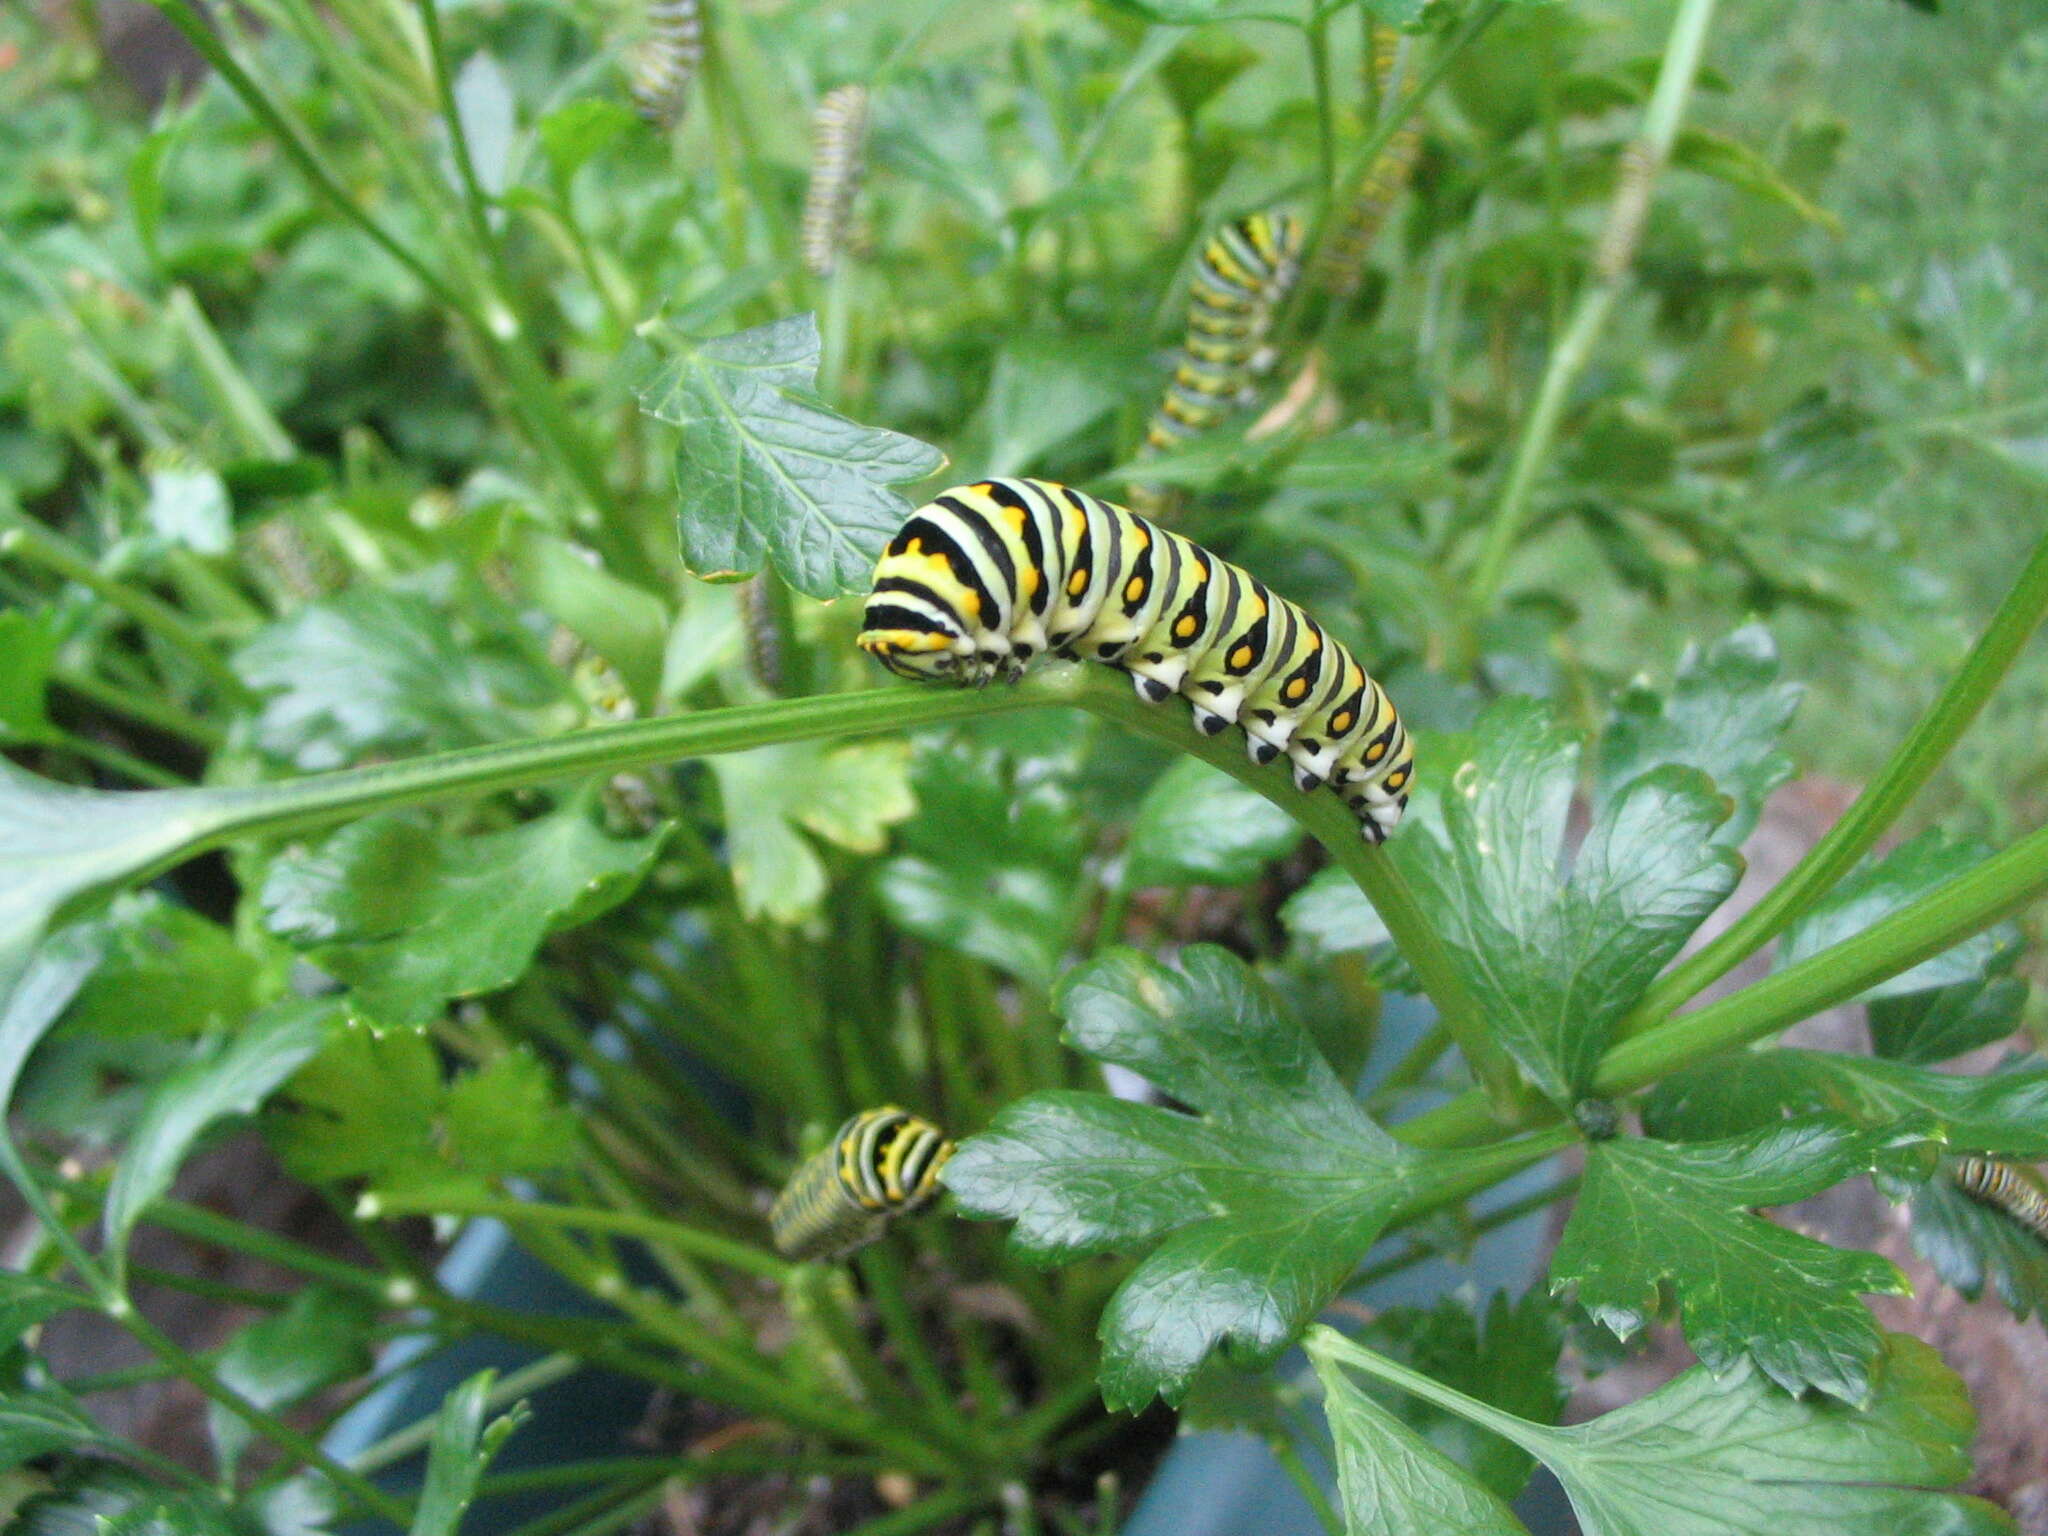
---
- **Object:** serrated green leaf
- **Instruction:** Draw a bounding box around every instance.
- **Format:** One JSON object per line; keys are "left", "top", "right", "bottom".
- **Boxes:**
{"left": 1777, "top": 829, "right": 2020, "bottom": 1003}
{"left": 1908, "top": 1171, "right": 2048, "bottom": 1323}
{"left": 266, "top": 1020, "right": 441, "bottom": 1184}
{"left": 440, "top": 1048, "right": 579, "bottom": 1180}
{"left": 1123, "top": 759, "right": 1300, "bottom": 889}
{"left": 1595, "top": 626, "right": 1801, "bottom": 844}
{"left": 1310, "top": 1334, "right": 1529, "bottom": 1536}
{"left": 1551, "top": 1118, "right": 1938, "bottom": 1404}
{"left": 877, "top": 743, "right": 1085, "bottom": 987}
{"left": 943, "top": 946, "right": 1518, "bottom": 1409}
{"left": 0, "top": 611, "right": 60, "bottom": 744}
{"left": 1527, "top": 1333, "right": 2011, "bottom": 1536}
{"left": 1350, "top": 1292, "right": 1564, "bottom": 1501}
{"left": 103, "top": 997, "right": 333, "bottom": 1283}
{"left": 1646, "top": 1050, "right": 2048, "bottom": 1159}
{"left": 261, "top": 805, "right": 664, "bottom": 1027}
{"left": 234, "top": 582, "right": 560, "bottom": 771}
{"left": 411, "top": 1372, "right": 530, "bottom": 1536}
{"left": 637, "top": 315, "right": 945, "bottom": 598}
{"left": 209, "top": 1285, "right": 377, "bottom": 1478}
{"left": 710, "top": 740, "right": 915, "bottom": 923}
{"left": 1390, "top": 700, "right": 1741, "bottom": 1103}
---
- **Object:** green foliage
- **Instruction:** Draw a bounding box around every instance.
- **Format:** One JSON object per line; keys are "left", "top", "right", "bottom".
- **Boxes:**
{"left": 1122, "top": 759, "right": 1301, "bottom": 888}
{"left": 411, "top": 1372, "right": 530, "bottom": 1536}
{"left": 638, "top": 316, "right": 947, "bottom": 597}
{"left": 1551, "top": 1117, "right": 1936, "bottom": 1404}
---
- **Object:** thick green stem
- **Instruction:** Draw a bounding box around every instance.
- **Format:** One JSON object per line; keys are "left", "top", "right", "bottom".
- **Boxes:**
{"left": 1623, "top": 519, "right": 2048, "bottom": 1033}
{"left": 1309, "top": 1327, "right": 1540, "bottom": 1448}
{"left": 1461, "top": 0, "right": 1719, "bottom": 628}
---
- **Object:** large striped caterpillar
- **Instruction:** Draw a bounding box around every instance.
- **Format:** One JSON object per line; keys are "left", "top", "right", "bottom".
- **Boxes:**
{"left": 858, "top": 477, "right": 1413, "bottom": 840}
{"left": 1142, "top": 211, "right": 1305, "bottom": 457}
{"left": 801, "top": 85, "right": 870, "bottom": 278}
{"left": 1952, "top": 1155, "right": 2048, "bottom": 1245}
{"left": 629, "top": 0, "right": 703, "bottom": 129}
{"left": 768, "top": 1108, "right": 952, "bottom": 1262}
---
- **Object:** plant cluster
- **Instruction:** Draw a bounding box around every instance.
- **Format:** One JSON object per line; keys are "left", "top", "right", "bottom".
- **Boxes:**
{"left": 2, "top": 0, "right": 2046, "bottom": 1533}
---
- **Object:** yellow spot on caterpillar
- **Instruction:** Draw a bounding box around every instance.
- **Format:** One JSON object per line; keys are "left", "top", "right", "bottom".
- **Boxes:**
{"left": 1366, "top": 742, "right": 1386, "bottom": 761}
{"left": 1385, "top": 770, "right": 1407, "bottom": 790}
{"left": 1068, "top": 568, "right": 1089, "bottom": 596}
{"left": 1004, "top": 506, "right": 1028, "bottom": 532}
{"left": 1286, "top": 678, "right": 1308, "bottom": 701}
{"left": 1175, "top": 616, "right": 1198, "bottom": 639}
{"left": 1125, "top": 576, "right": 1146, "bottom": 603}
{"left": 973, "top": 482, "right": 995, "bottom": 495}
{"left": 1229, "top": 645, "right": 1253, "bottom": 670}
{"left": 1332, "top": 712, "right": 1353, "bottom": 734}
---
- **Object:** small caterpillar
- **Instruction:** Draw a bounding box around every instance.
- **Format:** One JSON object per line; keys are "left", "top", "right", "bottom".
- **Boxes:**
{"left": 1952, "top": 1156, "right": 2048, "bottom": 1245}
{"left": 858, "top": 477, "right": 1413, "bottom": 840}
{"left": 1141, "top": 211, "right": 1305, "bottom": 458}
{"left": 629, "top": 0, "right": 704, "bottom": 129}
{"left": 801, "top": 85, "right": 870, "bottom": 278}
{"left": 1314, "top": 25, "right": 1423, "bottom": 299}
{"left": 769, "top": 1108, "right": 952, "bottom": 1262}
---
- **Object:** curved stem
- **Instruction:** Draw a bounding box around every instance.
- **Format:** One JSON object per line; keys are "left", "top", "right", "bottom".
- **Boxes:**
{"left": 1622, "top": 518, "right": 2048, "bottom": 1034}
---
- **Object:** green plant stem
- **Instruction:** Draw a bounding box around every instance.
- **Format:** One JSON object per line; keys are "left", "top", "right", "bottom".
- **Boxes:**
{"left": 478, "top": 1449, "right": 879, "bottom": 1496}
{"left": 1076, "top": 680, "right": 1525, "bottom": 1119}
{"left": 164, "top": 287, "right": 296, "bottom": 458}
{"left": 1370, "top": 1019, "right": 1450, "bottom": 1104}
{"left": 857, "top": 1242, "right": 961, "bottom": 1430}
{"left": 52, "top": 664, "right": 226, "bottom": 749}
{"left": 1350, "top": 1175, "right": 1579, "bottom": 1290}
{"left": 1273, "top": 1439, "right": 1343, "bottom": 1536}
{"left": 842, "top": 1487, "right": 994, "bottom": 1536}
{"left": 1305, "top": 13, "right": 1337, "bottom": 223}
{"left": 1309, "top": 1327, "right": 1537, "bottom": 1448}
{"left": 1461, "top": 0, "right": 1719, "bottom": 630}
{"left": 358, "top": 1187, "right": 791, "bottom": 1282}
{"left": 47, "top": 728, "right": 189, "bottom": 788}
{"left": 349, "top": 1352, "right": 581, "bottom": 1475}
{"left": 0, "top": 520, "right": 254, "bottom": 703}
{"left": 1622, "top": 518, "right": 2048, "bottom": 1034}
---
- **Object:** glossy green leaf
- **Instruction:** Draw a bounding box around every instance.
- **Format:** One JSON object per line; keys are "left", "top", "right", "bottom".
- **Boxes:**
{"left": 234, "top": 583, "right": 560, "bottom": 771}
{"left": 1350, "top": 1291, "right": 1564, "bottom": 1501}
{"left": 1390, "top": 700, "right": 1741, "bottom": 1103}
{"left": 209, "top": 1285, "right": 377, "bottom": 1477}
{"left": 710, "top": 740, "right": 914, "bottom": 923}
{"left": 877, "top": 743, "right": 1085, "bottom": 987}
{"left": 1528, "top": 1333, "right": 2011, "bottom": 1536}
{"left": 261, "top": 805, "right": 664, "bottom": 1027}
{"left": 637, "top": 315, "right": 946, "bottom": 598}
{"left": 102, "top": 998, "right": 333, "bottom": 1283}
{"left": 0, "top": 610, "right": 60, "bottom": 743}
{"left": 1777, "top": 829, "right": 2020, "bottom": 1003}
{"left": 944, "top": 946, "right": 1516, "bottom": 1409}
{"left": 1646, "top": 1050, "right": 2048, "bottom": 1159}
{"left": 411, "top": 1371, "right": 530, "bottom": 1536}
{"left": 1868, "top": 974, "right": 2028, "bottom": 1065}
{"left": 1311, "top": 1336, "right": 1529, "bottom": 1536}
{"left": 1123, "top": 759, "right": 1300, "bottom": 889}
{"left": 1594, "top": 626, "right": 1801, "bottom": 845}
{"left": 1552, "top": 1118, "right": 1937, "bottom": 1404}
{"left": 1314, "top": 1328, "right": 2011, "bottom": 1536}
{"left": 1909, "top": 1169, "right": 2048, "bottom": 1323}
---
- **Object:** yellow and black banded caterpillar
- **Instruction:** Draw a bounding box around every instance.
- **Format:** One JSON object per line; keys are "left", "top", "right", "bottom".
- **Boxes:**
{"left": 768, "top": 1108, "right": 952, "bottom": 1262}
{"left": 629, "top": 0, "right": 704, "bottom": 128}
{"left": 801, "top": 85, "right": 870, "bottom": 278}
{"left": 1313, "top": 22, "right": 1423, "bottom": 298}
{"left": 1953, "top": 1156, "right": 2048, "bottom": 1245}
{"left": 858, "top": 477, "right": 1413, "bottom": 840}
{"left": 1141, "top": 211, "right": 1305, "bottom": 457}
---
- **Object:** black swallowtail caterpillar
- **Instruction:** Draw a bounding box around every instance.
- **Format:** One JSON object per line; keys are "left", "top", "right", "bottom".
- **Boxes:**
{"left": 858, "top": 477, "right": 1413, "bottom": 840}
{"left": 1952, "top": 1156, "right": 2048, "bottom": 1245}
{"left": 801, "top": 85, "right": 870, "bottom": 278}
{"left": 1141, "top": 211, "right": 1305, "bottom": 457}
{"left": 628, "top": 0, "right": 703, "bottom": 128}
{"left": 1313, "top": 23, "right": 1423, "bottom": 298}
{"left": 768, "top": 1108, "right": 953, "bottom": 1261}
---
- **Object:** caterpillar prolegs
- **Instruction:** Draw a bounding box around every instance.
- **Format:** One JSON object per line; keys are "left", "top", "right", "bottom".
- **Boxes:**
{"left": 858, "top": 477, "right": 1413, "bottom": 840}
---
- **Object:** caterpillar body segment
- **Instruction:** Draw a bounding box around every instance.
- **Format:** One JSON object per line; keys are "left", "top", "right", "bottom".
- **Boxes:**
{"left": 768, "top": 1108, "right": 953, "bottom": 1262}
{"left": 801, "top": 85, "right": 870, "bottom": 278}
{"left": 1953, "top": 1156, "right": 2048, "bottom": 1244}
{"left": 629, "top": 0, "right": 704, "bottom": 128}
{"left": 860, "top": 478, "right": 1412, "bottom": 840}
